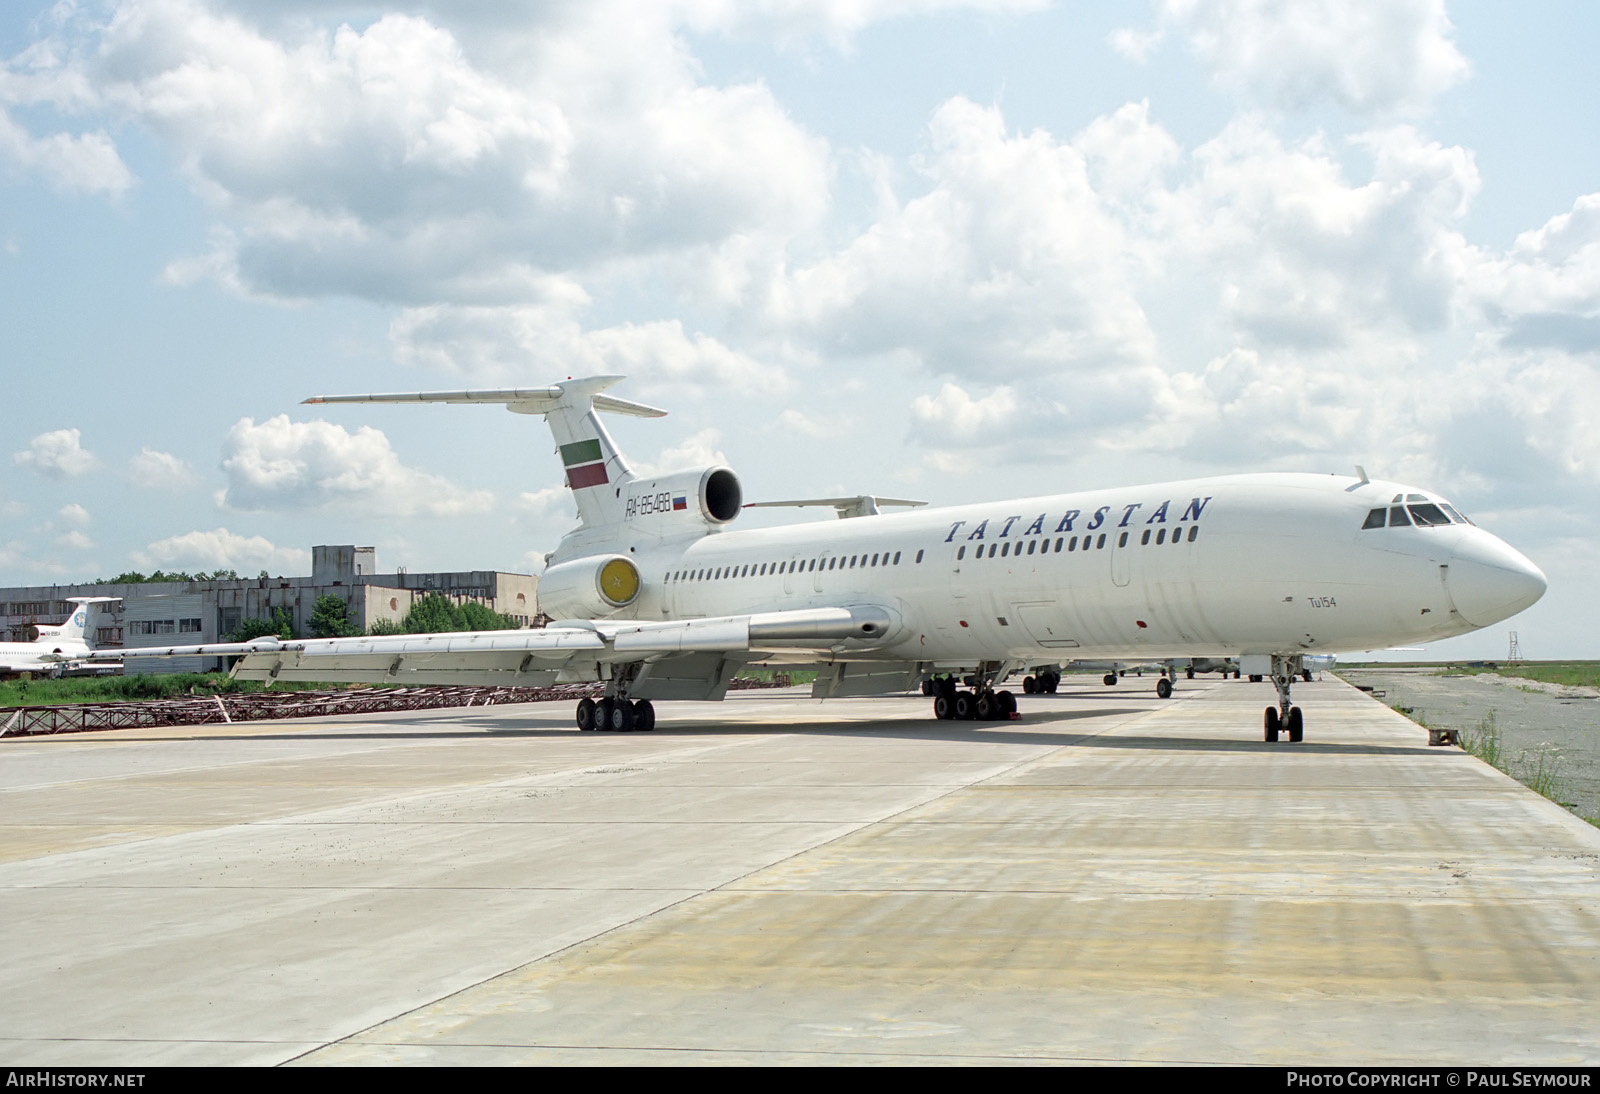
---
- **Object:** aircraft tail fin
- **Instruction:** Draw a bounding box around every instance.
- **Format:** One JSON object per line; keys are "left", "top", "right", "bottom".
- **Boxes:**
{"left": 305, "top": 376, "right": 666, "bottom": 529}
{"left": 49, "top": 597, "right": 119, "bottom": 649}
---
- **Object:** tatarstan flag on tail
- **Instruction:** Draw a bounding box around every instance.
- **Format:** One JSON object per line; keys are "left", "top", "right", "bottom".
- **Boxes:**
{"left": 561, "top": 439, "right": 609, "bottom": 489}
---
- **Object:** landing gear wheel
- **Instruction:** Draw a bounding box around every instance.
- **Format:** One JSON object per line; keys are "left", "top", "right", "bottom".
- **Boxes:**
{"left": 997, "top": 690, "right": 1017, "bottom": 716}
{"left": 1302, "top": 669, "right": 1313, "bottom": 683}
{"left": 1264, "top": 705, "right": 1280, "bottom": 742}
{"left": 1287, "top": 706, "right": 1303, "bottom": 743}
{"left": 1249, "top": 674, "right": 1263, "bottom": 683}
{"left": 921, "top": 678, "right": 934, "bottom": 697}
{"left": 1103, "top": 674, "right": 1118, "bottom": 687}
{"left": 1157, "top": 678, "right": 1173, "bottom": 699}
{"left": 1186, "top": 668, "right": 1195, "bottom": 680}
{"left": 976, "top": 691, "right": 998, "bottom": 720}
{"left": 576, "top": 697, "right": 597, "bottom": 732}
{"left": 1023, "top": 675, "right": 1036, "bottom": 694}
{"left": 933, "top": 694, "right": 954, "bottom": 720}
{"left": 595, "top": 697, "right": 615, "bottom": 732}
{"left": 954, "top": 691, "right": 977, "bottom": 720}
{"left": 633, "top": 699, "right": 656, "bottom": 733}
{"left": 607, "top": 698, "right": 636, "bottom": 732}
{"left": 1044, "top": 672, "right": 1060, "bottom": 693}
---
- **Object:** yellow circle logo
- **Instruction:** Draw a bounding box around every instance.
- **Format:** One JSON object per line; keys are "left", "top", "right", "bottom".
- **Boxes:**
{"left": 599, "top": 558, "right": 640, "bottom": 606}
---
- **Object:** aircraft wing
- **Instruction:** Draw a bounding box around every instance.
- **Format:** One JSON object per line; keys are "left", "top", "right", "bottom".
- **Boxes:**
{"left": 91, "top": 607, "right": 898, "bottom": 689}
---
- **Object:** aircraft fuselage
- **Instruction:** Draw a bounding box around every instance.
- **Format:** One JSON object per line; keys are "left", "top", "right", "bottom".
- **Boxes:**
{"left": 605, "top": 472, "right": 1543, "bottom": 665}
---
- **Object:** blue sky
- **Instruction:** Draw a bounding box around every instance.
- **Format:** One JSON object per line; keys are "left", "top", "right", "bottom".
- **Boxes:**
{"left": 2, "top": 0, "right": 1595, "bottom": 660}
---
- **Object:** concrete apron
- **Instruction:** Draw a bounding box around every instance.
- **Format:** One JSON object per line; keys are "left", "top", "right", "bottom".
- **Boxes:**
{"left": 2, "top": 678, "right": 1596, "bottom": 1065}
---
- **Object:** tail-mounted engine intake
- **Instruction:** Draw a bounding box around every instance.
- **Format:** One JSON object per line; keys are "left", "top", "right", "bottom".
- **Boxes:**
{"left": 622, "top": 466, "right": 742, "bottom": 527}
{"left": 538, "top": 554, "right": 642, "bottom": 619}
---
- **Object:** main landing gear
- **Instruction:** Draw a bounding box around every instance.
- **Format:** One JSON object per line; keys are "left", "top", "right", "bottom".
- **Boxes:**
{"left": 1261, "top": 655, "right": 1304, "bottom": 743}
{"left": 931, "top": 667, "right": 1017, "bottom": 721}
{"left": 576, "top": 695, "right": 656, "bottom": 733}
{"left": 1022, "top": 670, "right": 1060, "bottom": 694}
{"left": 1105, "top": 669, "right": 1177, "bottom": 699}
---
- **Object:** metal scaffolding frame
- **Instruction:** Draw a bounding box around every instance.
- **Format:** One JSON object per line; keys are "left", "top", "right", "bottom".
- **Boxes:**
{"left": 2, "top": 675, "right": 790, "bottom": 739}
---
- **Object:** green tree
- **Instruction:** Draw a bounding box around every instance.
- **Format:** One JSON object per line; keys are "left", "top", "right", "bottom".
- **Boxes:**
{"left": 309, "top": 595, "right": 361, "bottom": 638}
{"left": 460, "top": 601, "right": 520, "bottom": 631}
{"left": 367, "top": 618, "right": 404, "bottom": 636}
{"left": 402, "top": 593, "right": 466, "bottom": 634}
{"left": 225, "top": 606, "right": 295, "bottom": 642}
{"left": 93, "top": 568, "right": 240, "bottom": 585}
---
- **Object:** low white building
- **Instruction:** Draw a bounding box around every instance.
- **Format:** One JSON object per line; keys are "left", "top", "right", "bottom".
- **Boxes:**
{"left": 1, "top": 545, "right": 540, "bottom": 674}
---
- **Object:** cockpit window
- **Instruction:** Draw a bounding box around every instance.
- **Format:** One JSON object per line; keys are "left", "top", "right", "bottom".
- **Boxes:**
{"left": 1407, "top": 503, "right": 1452, "bottom": 527}
{"left": 1363, "top": 491, "right": 1476, "bottom": 529}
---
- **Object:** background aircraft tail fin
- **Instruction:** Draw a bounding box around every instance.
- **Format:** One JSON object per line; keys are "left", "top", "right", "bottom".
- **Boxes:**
{"left": 50, "top": 597, "right": 119, "bottom": 648}
{"left": 305, "top": 376, "right": 667, "bottom": 529}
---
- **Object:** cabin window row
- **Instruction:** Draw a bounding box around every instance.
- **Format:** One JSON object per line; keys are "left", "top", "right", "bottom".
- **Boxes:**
{"left": 669, "top": 550, "right": 907, "bottom": 583}
{"left": 956, "top": 526, "right": 1199, "bottom": 559}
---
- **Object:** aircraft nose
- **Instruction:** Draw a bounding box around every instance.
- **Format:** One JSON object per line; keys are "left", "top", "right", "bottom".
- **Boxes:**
{"left": 1445, "top": 532, "right": 1547, "bottom": 627}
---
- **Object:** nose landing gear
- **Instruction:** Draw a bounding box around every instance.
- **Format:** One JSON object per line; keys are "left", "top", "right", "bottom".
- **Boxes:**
{"left": 1261, "top": 655, "right": 1304, "bottom": 742}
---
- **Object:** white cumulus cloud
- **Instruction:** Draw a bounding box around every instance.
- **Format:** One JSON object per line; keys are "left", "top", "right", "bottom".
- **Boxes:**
{"left": 132, "top": 528, "right": 308, "bottom": 574}
{"left": 219, "top": 415, "right": 493, "bottom": 515}
{"left": 128, "top": 447, "right": 202, "bottom": 490}
{"left": 12, "top": 428, "right": 98, "bottom": 478}
{"left": 391, "top": 305, "right": 787, "bottom": 394}
{"left": 19, "top": 0, "right": 831, "bottom": 307}
{"left": 632, "top": 428, "right": 729, "bottom": 477}
{"left": 774, "top": 97, "right": 1158, "bottom": 380}
{"left": 1469, "top": 193, "right": 1600, "bottom": 353}
{"left": 1117, "top": 0, "right": 1469, "bottom": 116}
{"left": 0, "top": 108, "right": 134, "bottom": 195}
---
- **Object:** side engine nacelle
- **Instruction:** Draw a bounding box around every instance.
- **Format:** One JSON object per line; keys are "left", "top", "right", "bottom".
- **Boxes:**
{"left": 538, "top": 554, "right": 643, "bottom": 619}
{"left": 621, "top": 466, "right": 742, "bottom": 529}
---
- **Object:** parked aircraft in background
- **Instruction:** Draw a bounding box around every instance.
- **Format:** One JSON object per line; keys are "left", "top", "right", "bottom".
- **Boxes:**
{"left": 0, "top": 598, "right": 118, "bottom": 678}
{"left": 1182, "top": 657, "right": 1240, "bottom": 679}
{"left": 102, "top": 377, "right": 1546, "bottom": 742}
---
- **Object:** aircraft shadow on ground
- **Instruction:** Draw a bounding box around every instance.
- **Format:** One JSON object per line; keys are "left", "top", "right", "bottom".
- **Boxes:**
{"left": 103, "top": 692, "right": 1426, "bottom": 756}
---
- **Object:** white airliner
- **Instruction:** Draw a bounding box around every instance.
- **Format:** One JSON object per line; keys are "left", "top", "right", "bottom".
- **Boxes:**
{"left": 0, "top": 597, "right": 119, "bottom": 677}
{"left": 105, "top": 377, "right": 1546, "bottom": 742}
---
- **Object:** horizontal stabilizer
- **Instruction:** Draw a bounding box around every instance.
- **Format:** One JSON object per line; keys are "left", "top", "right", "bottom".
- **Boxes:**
{"left": 304, "top": 378, "right": 667, "bottom": 419}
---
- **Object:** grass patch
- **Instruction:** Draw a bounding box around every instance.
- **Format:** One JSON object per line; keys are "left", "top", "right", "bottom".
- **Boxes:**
{"left": 1433, "top": 662, "right": 1600, "bottom": 689}
{"left": 733, "top": 669, "right": 819, "bottom": 685}
{"left": 0, "top": 674, "right": 379, "bottom": 708}
{"left": 1459, "top": 710, "right": 1504, "bottom": 769}
{"left": 1513, "top": 745, "right": 1565, "bottom": 802}
{"left": 1392, "top": 704, "right": 1587, "bottom": 818}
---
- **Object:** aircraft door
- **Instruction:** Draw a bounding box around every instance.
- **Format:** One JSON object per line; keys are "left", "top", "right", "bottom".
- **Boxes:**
{"left": 813, "top": 551, "right": 832, "bottom": 594}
